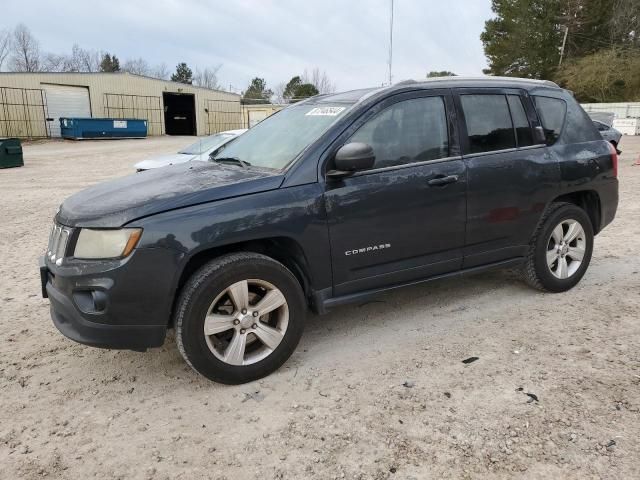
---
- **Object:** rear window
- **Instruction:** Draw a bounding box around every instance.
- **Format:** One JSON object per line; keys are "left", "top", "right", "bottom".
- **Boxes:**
{"left": 533, "top": 96, "right": 567, "bottom": 145}
{"left": 461, "top": 94, "right": 516, "bottom": 154}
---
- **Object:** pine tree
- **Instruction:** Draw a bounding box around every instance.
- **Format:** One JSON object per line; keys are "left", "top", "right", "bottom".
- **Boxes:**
{"left": 283, "top": 75, "right": 319, "bottom": 102}
{"left": 99, "top": 53, "right": 120, "bottom": 72}
{"left": 242, "top": 78, "right": 273, "bottom": 103}
{"left": 481, "top": 0, "right": 562, "bottom": 79}
{"left": 171, "top": 62, "right": 193, "bottom": 84}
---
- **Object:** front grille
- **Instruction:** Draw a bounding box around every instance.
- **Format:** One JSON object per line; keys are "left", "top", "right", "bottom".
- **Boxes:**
{"left": 47, "top": 223, "right": 72, "bottom": 265}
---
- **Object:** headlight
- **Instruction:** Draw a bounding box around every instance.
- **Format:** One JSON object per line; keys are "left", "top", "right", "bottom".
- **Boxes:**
{"left": 73, "top": 228, "right": 142, "bottom": 259}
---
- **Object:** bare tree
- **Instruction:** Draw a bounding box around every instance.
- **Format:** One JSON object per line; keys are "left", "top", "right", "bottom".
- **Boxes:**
{"left": 271, "top": 82, "right": 286, "bottom": 104}
{"left": 150, "top": 62, "right": 170, "bottom": 80}
{"left": 38, "top": 44, "right": 103, "bottom": 73}
{"left": 72, "top": 44, "right": 101, "bottom": 72}
{"left": 611, "top": 0, "right": 640, "bottom": 46}
{"left": 41, "top": 52, "right": 67, "bottom": 72}
{"left": 302, "top": 68, "right": 336, "bottom": 94}
{"left": 122, "top": 57, "right": 151, "bottom": 76}
{"left": 9, "top": 24, "right": 41, "bottom": 72}
{"left": 0, "top": 29, "right": 10, "bottom": 71}
{"left": 193, "top": 65, "right": 222, "bottom": 90}
{"left": 120, "top": 58, "right": 175, "bottom": 80}
{"left": 54, "top": 44, "right": 102, "bottom": 72}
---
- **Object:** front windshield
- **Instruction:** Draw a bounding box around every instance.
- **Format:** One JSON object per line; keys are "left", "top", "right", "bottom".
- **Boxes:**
{"left": 212, "top": 104, "right": 351, "bottom": 169}
{"left": 179, "top": 133, "right": 234, "bottom": 155}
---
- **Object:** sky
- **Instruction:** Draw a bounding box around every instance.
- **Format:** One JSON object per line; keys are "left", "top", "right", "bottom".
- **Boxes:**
{"left": 3, "top": 0, "right": 494, "bottom": 93}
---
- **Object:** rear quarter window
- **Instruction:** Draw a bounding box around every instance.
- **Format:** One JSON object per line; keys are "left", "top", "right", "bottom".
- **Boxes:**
{"left": 534, "top": 94, "right": 601, "bottom": 145}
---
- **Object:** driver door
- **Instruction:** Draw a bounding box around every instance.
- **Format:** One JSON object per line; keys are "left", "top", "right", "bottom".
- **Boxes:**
{"left": 323, "top": 90, "right": 467, "bottom": 296}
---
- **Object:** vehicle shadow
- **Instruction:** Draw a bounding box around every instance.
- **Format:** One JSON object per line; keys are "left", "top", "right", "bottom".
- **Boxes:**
{"left": 308, "top": 268, "right": 525, "bottom": 332}
{"left": 107, "top": 266, "right": 528, "bottom": 387}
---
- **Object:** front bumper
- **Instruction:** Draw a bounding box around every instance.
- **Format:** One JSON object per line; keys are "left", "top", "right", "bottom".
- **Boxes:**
{"left": 46, "top": 278, "right": 166, "bottom": 351}
{"left": 40, "top": 247, "right": 181, "bottom": 351}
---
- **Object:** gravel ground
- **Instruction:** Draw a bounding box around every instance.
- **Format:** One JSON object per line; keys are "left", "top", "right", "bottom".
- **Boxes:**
{"left": 1, "top": 135, "right": 639, "bottom": 480}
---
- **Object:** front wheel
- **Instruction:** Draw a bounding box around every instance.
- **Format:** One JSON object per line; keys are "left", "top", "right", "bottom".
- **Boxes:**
{"left": 523, "top": 202, "right": 594, "bottom": 292}
{"left": 174, "top": 252, "right": 306, "bottom": 384}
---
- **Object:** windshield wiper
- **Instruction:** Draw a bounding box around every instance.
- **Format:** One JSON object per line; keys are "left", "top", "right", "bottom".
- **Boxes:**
{"left": 212, "top": 156, "right": 251, "bottom": 168}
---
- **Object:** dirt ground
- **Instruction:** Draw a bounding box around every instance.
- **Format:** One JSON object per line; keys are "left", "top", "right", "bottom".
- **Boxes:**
{"left": 1, "top": 135, "right": 639, "bottom": 480}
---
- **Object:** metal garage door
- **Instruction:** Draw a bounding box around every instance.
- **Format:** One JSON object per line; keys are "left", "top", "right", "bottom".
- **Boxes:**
{"left": 43, "top": 85, "right": 91, "bottom": 137}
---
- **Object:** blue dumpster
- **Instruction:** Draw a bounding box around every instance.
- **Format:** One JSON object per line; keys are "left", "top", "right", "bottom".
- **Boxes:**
{"left": 60, "top": 118, "right": 147, "bottom": 139}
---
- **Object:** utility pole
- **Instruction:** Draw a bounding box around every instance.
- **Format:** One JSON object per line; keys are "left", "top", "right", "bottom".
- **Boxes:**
{"left": 388, "top": 0, "right": 394, "bottom": 85}
{"left": 558, "top": 25, "right": 569, "bottom": 66}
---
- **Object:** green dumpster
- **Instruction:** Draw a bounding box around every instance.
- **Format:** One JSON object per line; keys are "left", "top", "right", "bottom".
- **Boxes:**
{"left": 0, "top": 138, "right": 24, "bottom": 169}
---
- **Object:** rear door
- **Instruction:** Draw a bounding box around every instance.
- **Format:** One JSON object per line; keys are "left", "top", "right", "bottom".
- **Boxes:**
{"left": 324, "top": 90, "right": 467, "bottom": 296}
{"left": 454, "top": 88, "right": 560, "bottom": 268}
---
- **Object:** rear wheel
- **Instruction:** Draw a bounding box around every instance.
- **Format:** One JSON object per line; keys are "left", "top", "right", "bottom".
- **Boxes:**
{"left": 523, "top": 203, "right": 594, "bottom": 292}
{"left": 174, "top": 252, "right": 306, "bottom": 384}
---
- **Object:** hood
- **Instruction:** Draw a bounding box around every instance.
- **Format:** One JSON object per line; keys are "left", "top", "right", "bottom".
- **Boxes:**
{"left": 57, "top": 162, "right": 285, "bottom": 228}
{"left": 134, "top": 153, "right": 196, "bottom": 170}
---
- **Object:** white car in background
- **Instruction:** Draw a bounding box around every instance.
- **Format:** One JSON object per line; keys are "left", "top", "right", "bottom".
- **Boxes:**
{"left": 588, "top": 112, "right": 622, "bottom": 153}
{"left": 134, "top": 129, "right": 247, "bottom": 171}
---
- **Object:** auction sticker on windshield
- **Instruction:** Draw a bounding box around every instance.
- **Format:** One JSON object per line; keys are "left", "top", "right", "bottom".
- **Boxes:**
{"left": 306, "top": 107, "right": 346, "bottom": 116}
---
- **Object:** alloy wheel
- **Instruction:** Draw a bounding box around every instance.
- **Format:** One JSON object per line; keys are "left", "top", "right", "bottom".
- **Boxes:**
{"left": 203, "top": 279, "right": 289, "bottom": 366}
{"left": 546, "top": 219, "right": 587, "bottom": 279}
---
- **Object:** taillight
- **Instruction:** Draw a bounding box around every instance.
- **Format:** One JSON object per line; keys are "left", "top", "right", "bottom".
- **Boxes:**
{"left": 609, "top": 142, "right": 618, "bottom": 178}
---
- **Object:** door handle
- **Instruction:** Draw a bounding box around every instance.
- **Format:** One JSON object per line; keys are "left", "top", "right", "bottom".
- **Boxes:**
{"left": 428, "top": 174, "right": 459, "bottom": 186}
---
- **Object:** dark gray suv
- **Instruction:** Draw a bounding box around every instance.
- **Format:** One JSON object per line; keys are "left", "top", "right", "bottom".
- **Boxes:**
{"left": 41, "top": 77, "right": 619, "bottom": 383}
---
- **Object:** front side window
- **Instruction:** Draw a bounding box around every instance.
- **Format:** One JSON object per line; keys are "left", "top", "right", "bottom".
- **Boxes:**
{"left": 534, "top": 96, "right": 567, "bottom": 145}
{"left": 348, "top": 96, "right": 449, "bottom": 169}
{"left": 507, "top": 95, "right": 534, "bottom": 147}
{"left": 461, "top": 94, "right": 516, "bottom": 154}
{"left": 212, "top": 103, "right": 351, "bottom": 170}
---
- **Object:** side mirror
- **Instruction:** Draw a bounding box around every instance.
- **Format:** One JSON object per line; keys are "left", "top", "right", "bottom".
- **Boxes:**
{"left": 327, "top": 142, "right": 375, "bottom": 179}
{"left": 533, "top": 126, "right": 547, "bottom": 145}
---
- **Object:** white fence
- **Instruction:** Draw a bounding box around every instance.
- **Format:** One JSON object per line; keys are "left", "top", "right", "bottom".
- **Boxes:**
{"left": 581, "top": 102, "right": 640, "bottom": 119}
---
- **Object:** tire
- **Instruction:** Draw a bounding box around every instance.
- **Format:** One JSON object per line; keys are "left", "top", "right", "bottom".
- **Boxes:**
{"left": 174, "top": 252, "right": 306, "bottom": 384}
{"left": 522, "top": 202, "right": 594, "bottom": 292}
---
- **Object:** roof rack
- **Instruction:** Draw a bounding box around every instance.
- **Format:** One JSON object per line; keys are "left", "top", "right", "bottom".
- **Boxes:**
{"left": 394, "top": 76, "right": 559, "bottom": 88}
